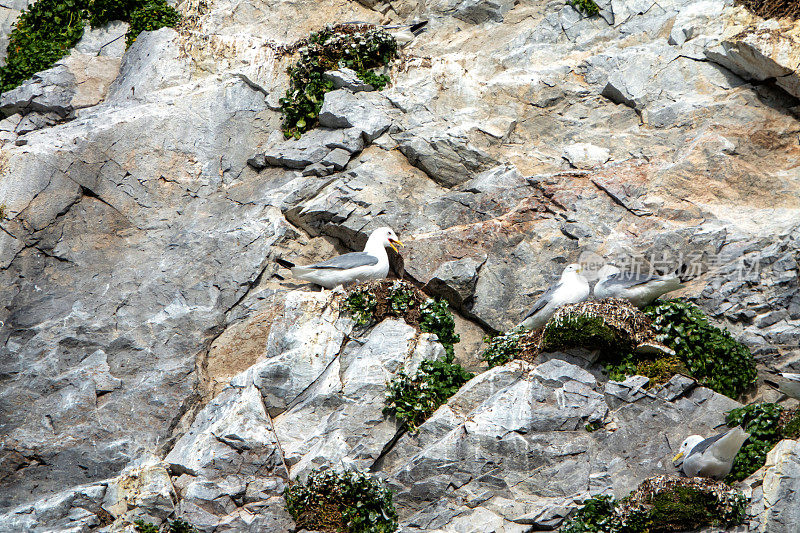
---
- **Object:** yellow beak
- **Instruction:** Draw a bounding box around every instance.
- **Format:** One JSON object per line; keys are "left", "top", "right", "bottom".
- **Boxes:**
{"left": 672, "top": 451, "right": 684, "bottom": 463}
{"left": 389, "top": 239, "right": 404, "bottom": 253}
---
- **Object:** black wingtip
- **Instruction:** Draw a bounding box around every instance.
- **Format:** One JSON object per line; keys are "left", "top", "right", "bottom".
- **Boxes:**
{"left": 276, "top": 257, "right": 295, "bottom": 269}
{"left": 410, "top": 20, "right": 428, "bottom": 35}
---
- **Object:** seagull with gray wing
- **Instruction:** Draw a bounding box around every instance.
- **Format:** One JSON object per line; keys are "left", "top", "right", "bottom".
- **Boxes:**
{"left": 594, "top": 264, "right": 683, "bottom": 307}
{"left": 518, "top": 263, "right": 590, "bottom": 331}
{"left": 277, "top": 227, "right": 403, "bottom": 289}
{"left": 672, "top": 426, "right": 750, "bottom": 480}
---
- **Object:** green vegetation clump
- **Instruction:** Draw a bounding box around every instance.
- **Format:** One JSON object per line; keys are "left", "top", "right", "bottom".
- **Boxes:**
{"left": 418, "top": 298, "right": 460, "bottom": 357}
{"left": 644, "top": 300, "right": 757, "bottom": 399}
{"left": 781, "top": 409, "right": 800, "bottom": 440}
{"left": 725, "top": 402, "right": 784, "bottom": 482}
{"left": 284, "top": 469, "right": 398, "bottom": 533}
{"left": 560, "top": 477, "right": 747, "bottom": 533}
{"left": 384, "top": 353, "right": 473, "bottom": 431}
{"left": 344, "top": 280, "right": 460, "bottom": 357}
{"left": 134, "top": 519, "right": 198, "bottom": 533}
{"left": 570, "top": 0, "right": 600, "bottom": 16}
{"left": 344, "top": 289, "right": 377, "bottom": 326}
{"left": 0, "top": 0, "right": 180, "bottom": 93}
{"left": 126, "top": 1, "right": 180, "bottom": 47}
{"left": 560, "top": 495, "right": 625, "bottom": 533}
{"left": 481, "top": 327, "right": 527, "bottom": 368}
{"left": 541, "top": 313, "right": 636, "bottom": 353}
{"left": 280, "top": 24, "right": 397, "bottom": 138}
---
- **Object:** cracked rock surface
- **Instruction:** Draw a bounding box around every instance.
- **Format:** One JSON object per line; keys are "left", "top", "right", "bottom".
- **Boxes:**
{"left": 1, "top": 0, "right": 800, "bottom": 531}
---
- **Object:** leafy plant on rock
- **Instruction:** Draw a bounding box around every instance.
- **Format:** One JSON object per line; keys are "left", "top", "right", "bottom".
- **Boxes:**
{"left": 284, "top": 469, "right": 398, "bottom": 533}
{"left": 0, "top": 0, "right": 180, "bottom": 93}
{"left": 126, "top": 0, "right": 180, "bottom": 47}
{"left": 560, "top": 495, "right": 626, "bottom": 533}
{"left": 384, "top": 353, "right": 473, "bottom": 431}
{"left": 725, "top": 402, "right": 784, "bottom": 482}
{"left": 643, "top": 299, "right": 757, "bottom": 399}
{"left": 344, "top": 280, "right": 460, "bottom": 357}
{"left": 481, "top": 327, "right": 527, "bottom": 368}
{"left": 134, "top": 519, "right": 199, "bottom": 533}
{"left": 280, "top": 24, "right": 397, "bottom": 138}
{"left": 570, "top": 0, "right": 600, "bottom": 16}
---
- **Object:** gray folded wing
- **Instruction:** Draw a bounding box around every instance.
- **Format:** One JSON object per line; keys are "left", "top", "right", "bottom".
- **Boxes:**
{"left": 688, "top": 431, "right": 727, "bottom": 457}
{"left": 605, "top": 272, "right": 672, "bottom": 289}
{"left": 524, "top": 283, "right": 560, "bottom": 319}
{"left": 304, "top": 252, "right": 379, "bottom": 270}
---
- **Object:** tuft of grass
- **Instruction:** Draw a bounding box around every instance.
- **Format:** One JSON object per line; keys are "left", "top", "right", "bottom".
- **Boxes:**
{"left": 284, "top": 469, "right": 398, "bottom": 533}
{"left": 0, "top": 0, "right": 180, "bottom": 93}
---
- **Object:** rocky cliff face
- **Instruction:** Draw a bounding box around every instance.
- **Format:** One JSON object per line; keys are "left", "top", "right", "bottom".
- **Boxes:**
{"left": 0, "top": 0, "right": 799, "bottom": 531}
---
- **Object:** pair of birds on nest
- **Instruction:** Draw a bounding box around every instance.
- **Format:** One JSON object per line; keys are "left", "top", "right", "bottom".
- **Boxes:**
{"left": 276, "top": 228, "right": 685, "bottom": 326}
{"left": 276, "top": 227, "right": 761, "bottom": 481}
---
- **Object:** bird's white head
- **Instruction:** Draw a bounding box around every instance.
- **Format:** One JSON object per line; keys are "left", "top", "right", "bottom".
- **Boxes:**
{"left": 597, "top": 264, "right": 621, "bottom": 280}
{"left": 672, "top": 435, "right": 704, "bottom": 465}
{"left": 367, "top": 227, "right": 404, "bottom": 253}
{"left": 561, "top": 263, "right": 584, "bottom": 278}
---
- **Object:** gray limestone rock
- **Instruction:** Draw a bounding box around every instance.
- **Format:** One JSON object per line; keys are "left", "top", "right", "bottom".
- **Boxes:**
{"left": 75, "top": 21, "right": 129, "bottom": 57}
{"left": 394, "top": 127, "right": 496, "bottom": 188}
{"left": 106, "top": 28, "right": 191, "bottom": 102}
{"left": 272, "top": 319, "right": 445, "bottom": 479}
{"left": 318, "top": 88, "right": 392, "bottom": 142}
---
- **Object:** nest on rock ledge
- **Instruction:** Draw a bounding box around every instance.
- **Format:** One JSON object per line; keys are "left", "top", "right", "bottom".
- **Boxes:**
{"left": 518, "top": 298, "right": 674, "bottom": 364}
{"left": 343, "top": 279, "right": 427, "bottom": 327}
{"left": 615, "top": 475, "right": 748, "bottom": 533}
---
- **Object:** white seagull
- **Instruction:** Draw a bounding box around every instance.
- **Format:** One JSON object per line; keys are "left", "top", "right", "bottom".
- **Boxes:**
{"left": 672, "top": 426, "right": 750, "bottom": 480}
{"left": 594, "top": 264, "right": 683, "bottom": 307}
{"left": 277, "top": 227, "right": 403, "bottom": 289}
{"left": 518, "top": 263, "right": 590, "bottom": 330}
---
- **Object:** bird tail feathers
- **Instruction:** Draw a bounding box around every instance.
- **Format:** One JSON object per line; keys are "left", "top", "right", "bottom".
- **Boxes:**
{"left": 712, "top": 426, "right": 750, "bottom": 463}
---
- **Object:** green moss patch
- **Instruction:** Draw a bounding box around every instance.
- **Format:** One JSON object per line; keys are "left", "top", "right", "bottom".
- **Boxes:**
{"left": 284, "top": 469, "right": 398, "bottom": 533}
{"left": 344, "top": 280, "right": 460, "bottom": 357}
{"left": 561, "top": 476, "right": 747, "bottom": 533}
{"left": 541, "top": 312, "right": 637, "bottom": 353}
{"left": 279, "top": 24, "right": 397, "bottom": 138}
{"left": 0, "top": 0, "right": 180, "bottom": 93}
{"left": 384, "top": 353, "right": 473, "bottom": 431}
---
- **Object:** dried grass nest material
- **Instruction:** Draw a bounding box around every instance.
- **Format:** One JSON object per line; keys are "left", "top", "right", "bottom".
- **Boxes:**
{"left": 736, "top": 0, "right": 800, "bottom": 21}
{"left": 517, "top": 298, "right": 671, "bottom": 363}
